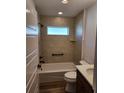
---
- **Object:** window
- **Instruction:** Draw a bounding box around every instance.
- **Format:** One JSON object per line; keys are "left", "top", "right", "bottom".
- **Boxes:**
{"left": 47, "top": 26, "right": 69, "bottom": 35}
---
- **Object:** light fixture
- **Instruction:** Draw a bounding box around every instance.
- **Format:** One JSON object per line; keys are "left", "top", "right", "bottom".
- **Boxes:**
{"left": 58, "top": 12, "right": 63, "bottom": 15}
{"left": 61, "top": 0, "right": 69, "bottom": 4}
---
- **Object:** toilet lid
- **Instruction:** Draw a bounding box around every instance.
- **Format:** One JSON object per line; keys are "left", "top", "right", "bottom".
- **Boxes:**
{"left": 65, "top": 71, "right": 76, "bottom": 80}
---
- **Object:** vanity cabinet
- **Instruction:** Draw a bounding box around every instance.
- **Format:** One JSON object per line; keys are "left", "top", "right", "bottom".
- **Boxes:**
{"left": 76, "top": 70, "right": 94, "bottom": 93}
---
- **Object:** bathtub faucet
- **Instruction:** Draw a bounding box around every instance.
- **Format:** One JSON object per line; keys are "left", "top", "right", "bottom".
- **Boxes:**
{"left": 37, "top": 64, "right": 43, "bottom": 71}
{"left": 39, "top": 61, "right": 45, "bottom": 71}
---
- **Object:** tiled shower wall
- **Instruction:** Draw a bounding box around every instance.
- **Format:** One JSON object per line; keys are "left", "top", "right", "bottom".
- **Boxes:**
{"left": 40, "top": 16, "right": 75, "bottom": 63}
{"left": 26, "top": 0, "right": 39, "bottom": 93}
{"left": 26, "top": 36, "right": 39, "bottom": 93}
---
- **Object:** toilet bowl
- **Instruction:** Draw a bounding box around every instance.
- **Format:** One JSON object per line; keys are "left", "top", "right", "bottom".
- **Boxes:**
{"left": 64, "top": 60, "right": 88, "bottom": 93}
{"left": 64, "top": 71, "right": 76, "bottom": 93}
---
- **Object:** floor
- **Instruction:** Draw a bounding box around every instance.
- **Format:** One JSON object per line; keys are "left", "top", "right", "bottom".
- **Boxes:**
{"left": 39, "top": 81, "right": 67, "bottom": 93}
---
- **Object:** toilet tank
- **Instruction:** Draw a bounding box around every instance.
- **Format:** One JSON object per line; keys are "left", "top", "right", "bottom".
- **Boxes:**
{"left": 80, "top": 60, "right": 89, "bottom": 65}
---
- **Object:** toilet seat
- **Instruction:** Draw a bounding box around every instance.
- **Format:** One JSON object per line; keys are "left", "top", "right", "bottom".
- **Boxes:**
{"left": 64, "top": 71, "right": 76, "bottom": 80}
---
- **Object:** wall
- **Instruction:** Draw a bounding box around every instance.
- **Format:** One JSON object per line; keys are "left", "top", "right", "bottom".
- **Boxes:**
{"left": 74, "top": 11, "right": 84, "bottom": 64}
{"left": 83, "top": 3, "right": 97, "bottom": 64}
{"left": 26, "top": 0, "right": 39, "bottom": 93}
{"left": 93, "top": 34, "right": 97, "bottom": 93}
{"left": 40, "top": 16, "right": 75, "bottom": 63}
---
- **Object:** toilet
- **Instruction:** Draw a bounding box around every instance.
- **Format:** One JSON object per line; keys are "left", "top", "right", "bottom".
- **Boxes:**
{"left": 64, "top": 60, "right": 88, "bottom": 93}
{"left": 64, "top": 71, "right": 76, "bottom": 93}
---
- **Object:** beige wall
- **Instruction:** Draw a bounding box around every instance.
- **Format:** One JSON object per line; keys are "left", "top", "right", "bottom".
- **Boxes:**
{"left": 83, "top": 3, "right": 97, "bottom": 64}
{"left": 40, "top": 16, "right": 75, "bottom": 63}
{"left": 26, "top": 0, "right": 39, "bottom": 93}
{"left": 74, "top": 12, "right": 84, "bottom": 64}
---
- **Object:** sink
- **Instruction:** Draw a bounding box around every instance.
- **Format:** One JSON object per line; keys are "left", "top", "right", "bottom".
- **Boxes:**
{"left": 86, "top": 68, "right": 94, "bottom": 75}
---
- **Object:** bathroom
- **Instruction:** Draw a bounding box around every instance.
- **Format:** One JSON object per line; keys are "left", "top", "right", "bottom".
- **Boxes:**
{"left": 26, "top": 0, "right": 97, "bottom": 93}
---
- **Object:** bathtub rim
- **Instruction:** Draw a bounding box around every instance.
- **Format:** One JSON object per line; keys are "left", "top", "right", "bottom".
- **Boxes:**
{"left": 38, "top": 62, "right": 76, "bottom": 74}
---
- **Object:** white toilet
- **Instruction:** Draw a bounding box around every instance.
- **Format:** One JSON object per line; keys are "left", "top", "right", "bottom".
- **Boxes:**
{"left": 64, "top": 71, "right": 76, "bottom": 93}
{"left": 64, "top": 60, "right": 88, "bottom": 93}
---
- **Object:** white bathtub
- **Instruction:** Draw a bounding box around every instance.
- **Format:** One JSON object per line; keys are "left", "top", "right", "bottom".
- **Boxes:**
{"left": 38, "top": 62, "right": 76, "bottom": 83}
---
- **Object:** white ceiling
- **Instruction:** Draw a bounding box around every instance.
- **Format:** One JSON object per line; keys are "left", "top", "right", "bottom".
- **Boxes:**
{"left": 34, "top": 0, "right": 96, "bottom": 17}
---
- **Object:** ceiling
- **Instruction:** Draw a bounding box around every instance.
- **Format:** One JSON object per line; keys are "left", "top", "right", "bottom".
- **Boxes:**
{"left": 34, "top": 0, "right": 96, "bottom": 17}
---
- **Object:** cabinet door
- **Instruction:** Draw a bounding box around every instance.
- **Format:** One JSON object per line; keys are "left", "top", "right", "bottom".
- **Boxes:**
{"left": 77, "top": 77, "right": 87, "bottom": 93}
{"left": 76, "top": 70, "right": 94, "bottom": 93}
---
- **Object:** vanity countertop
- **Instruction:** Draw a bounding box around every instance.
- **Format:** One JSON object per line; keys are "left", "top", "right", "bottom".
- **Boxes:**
{"left": 76, "top": 65, "right": 94, "bottom": 87}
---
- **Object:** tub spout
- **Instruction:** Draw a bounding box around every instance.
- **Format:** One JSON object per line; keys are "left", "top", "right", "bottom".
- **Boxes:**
{"left": 37, "top": 64, "right": 41, "bottom": 68}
